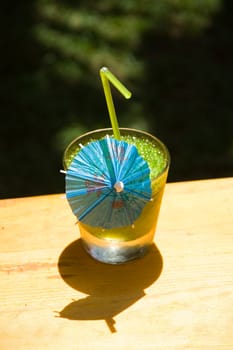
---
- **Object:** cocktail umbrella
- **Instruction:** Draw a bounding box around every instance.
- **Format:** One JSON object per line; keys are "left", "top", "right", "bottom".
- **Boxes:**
{"left": 65, "top": 135, "right": 152, "bottom": 229}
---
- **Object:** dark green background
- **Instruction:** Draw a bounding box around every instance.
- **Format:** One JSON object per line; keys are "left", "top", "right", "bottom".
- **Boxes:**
{"left": 1, "top": 0, "right": 232, "bottom": 199}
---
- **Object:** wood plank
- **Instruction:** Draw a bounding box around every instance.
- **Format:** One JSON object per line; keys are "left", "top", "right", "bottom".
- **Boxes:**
{"left": 0, "top": 178, "right": 233, "bottom": 349}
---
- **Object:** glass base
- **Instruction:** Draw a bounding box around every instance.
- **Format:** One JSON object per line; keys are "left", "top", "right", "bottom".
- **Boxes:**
{"left": 80, "top": 229, "right": 154, "bottom": 264}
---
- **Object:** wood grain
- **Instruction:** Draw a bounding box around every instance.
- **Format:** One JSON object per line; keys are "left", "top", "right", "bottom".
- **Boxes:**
{"left": 0, "top": 178, "right": 233, "bottom": 349}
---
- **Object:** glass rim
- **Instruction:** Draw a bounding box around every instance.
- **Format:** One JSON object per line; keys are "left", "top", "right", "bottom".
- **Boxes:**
{"left": 63, "top": 127, "right": 170, "bottom": 177}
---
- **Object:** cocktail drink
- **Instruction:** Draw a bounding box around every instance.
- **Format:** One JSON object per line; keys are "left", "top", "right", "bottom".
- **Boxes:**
{"left": 62, "top": 67, "right": 170, "bottom": 263}
{"left": 63, "top": 128, "right": 170, "bottom": 264}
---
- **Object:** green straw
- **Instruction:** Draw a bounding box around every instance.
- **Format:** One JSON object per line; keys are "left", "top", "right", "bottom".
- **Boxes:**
{"left": 100, "top": 67, "right": 132, "bottom": 140}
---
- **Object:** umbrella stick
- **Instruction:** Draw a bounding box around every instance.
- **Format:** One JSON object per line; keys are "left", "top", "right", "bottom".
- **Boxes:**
{"left": 100, "top": 67, "right": 132, "bottom": 140}
{"left": 105, "top": 317, "right": 117, "bottom": 333}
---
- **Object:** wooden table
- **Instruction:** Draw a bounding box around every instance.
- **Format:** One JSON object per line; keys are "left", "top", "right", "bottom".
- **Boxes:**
{"left": 1, "top": 178, "right": 233, "bottom": 349}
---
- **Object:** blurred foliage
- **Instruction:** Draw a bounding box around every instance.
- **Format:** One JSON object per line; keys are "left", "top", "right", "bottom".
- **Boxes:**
{"left": 1, "top": 0, "right": 232, "bottom": 198}
{"left": 34, "top": 0, "right": 221, "bottom": 79}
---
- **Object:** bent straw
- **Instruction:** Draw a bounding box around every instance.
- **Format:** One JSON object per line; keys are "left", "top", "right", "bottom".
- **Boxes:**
{"left": 100, "top": 67, "right": 132, "bottom": 140}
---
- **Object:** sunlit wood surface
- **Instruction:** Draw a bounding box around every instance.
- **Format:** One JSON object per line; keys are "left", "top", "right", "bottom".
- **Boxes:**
{"left": 1, "top": 178, "right": 233, "bottom": 349}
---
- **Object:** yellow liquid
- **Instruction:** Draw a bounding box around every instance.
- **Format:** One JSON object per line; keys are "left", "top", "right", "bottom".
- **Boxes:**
{"left": 64, "top": 132, "right": 169, "bottom": 242}
{"left": 78, "top": 171, "right": 167, "bottom": 241}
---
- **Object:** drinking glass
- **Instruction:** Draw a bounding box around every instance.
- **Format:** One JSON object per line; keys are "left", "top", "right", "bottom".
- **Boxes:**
{"left": 63, "top": 128, "right": 170, "bottom": 264}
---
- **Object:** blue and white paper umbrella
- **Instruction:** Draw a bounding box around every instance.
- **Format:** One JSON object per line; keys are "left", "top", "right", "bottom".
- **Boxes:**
{"left": 65, "top": 135, "right": 152, "bottom": 229}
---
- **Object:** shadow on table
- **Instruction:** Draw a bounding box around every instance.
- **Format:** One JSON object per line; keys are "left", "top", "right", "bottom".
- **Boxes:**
{"left": 57, "top": 239, "right": 163, "bottom": 332}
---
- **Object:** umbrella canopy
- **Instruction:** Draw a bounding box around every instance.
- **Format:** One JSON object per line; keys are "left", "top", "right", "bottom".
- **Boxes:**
{"left": 65, "top": 135, "right": 152, "bottom": 229}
